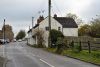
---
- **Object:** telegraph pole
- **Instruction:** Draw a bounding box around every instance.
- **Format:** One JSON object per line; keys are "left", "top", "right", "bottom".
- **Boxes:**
{"left": 3, "top": 19, "right": 6, "bottom": 67}
{"left": 32, "top": 17, "right": 34, "bottom": 28}
{"left": 48, "top": 0, "right": 51, "bottom": 47}
{"left": 3, "top": 19, "right": 5, "bottom": 44}
{"left": 29, "top": 26, "right": 30, "bottom": 30}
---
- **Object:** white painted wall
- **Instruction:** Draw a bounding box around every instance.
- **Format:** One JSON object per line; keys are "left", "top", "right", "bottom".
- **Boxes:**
{"left": 63, "top": 28, "right": 78, "bottom": 36}
{"left": 27, "top": 32, "right": 31, "bottom": 45}
{"left": 39, "top": 17, "right": 63, "bottom": 47}
{"left": 39, "top": 17, "right": 63, "bottom": 31}
{"left": 27, "top": 30, "right": 35, "bottom": 45}
{"left": 28, "top": 16, "right": 78, "bottom": 47}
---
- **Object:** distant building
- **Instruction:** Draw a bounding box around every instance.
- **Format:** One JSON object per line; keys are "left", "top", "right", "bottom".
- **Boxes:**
{"left": 27, "top": 14, "right": 78, "bottom": 47}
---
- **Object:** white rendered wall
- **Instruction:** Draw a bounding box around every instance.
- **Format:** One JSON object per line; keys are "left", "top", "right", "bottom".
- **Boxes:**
{"left": 63, "top": 28, "right": 78, "bottom": 36}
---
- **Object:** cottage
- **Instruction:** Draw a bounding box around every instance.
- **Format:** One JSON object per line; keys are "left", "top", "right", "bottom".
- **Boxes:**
{"left": 27, "top": 14, "right": 78, "bottom": 47}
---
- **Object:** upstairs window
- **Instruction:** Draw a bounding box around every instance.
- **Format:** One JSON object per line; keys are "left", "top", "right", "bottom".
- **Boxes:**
{"left": 58, "top": 27, "right": 61, "bottom": 31}
{"left": 45, "top": 27, "right": 49, "bottom": 31}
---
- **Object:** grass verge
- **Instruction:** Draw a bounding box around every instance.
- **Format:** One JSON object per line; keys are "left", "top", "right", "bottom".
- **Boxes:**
{"left": 46, "top": 48, "right": 100, "bottom": 65}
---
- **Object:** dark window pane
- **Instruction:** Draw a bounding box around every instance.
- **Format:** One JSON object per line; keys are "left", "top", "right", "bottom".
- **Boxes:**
{"left": 45, "top": 27, "right": 49, "bottom": 31}
{"left": 58, "top": 27, "right": 61, "bottom": 31}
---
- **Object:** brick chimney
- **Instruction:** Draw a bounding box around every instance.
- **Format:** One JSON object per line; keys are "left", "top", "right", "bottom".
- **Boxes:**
{"left": 54, "top": 14, "right": 57, "bottom": 18}
{"left": 37, "top": 15, "right": 44, "bottom": 24}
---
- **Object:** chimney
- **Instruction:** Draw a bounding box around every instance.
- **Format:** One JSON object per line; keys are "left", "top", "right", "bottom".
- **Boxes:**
{"left": 37, "top": 15, "right": 44, "bottom": 24}
{"left": 54, "top": 14, "right": 57, "bottom": 18}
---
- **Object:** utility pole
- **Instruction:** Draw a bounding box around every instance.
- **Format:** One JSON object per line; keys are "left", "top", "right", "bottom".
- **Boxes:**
{"left": 48, "top": 0, "right": 51, "bottom": 47}
{"left": 3, "top": 19, "right": 5, "bottom": 44}
{"left": 29, "top": 26, "right": 30, "bottom": 30}
{"left": 3, "top": 19, "right": 6, "bottom": 67}
{"left": 32, "top": 17, "right": 34, "bottom": 28}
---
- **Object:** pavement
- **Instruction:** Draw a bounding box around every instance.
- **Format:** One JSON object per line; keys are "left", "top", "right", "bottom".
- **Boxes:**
{"left": 0, "top": 41, "right": 99, "bottom": 67}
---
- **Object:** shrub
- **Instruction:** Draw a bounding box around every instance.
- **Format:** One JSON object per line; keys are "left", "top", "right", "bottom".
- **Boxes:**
{"left": 56, "top": 37, "right": 64, "bottom": 54}
{"left": 50, "top": 29, "right": 64, "bottom": 47}
{"left": 34, "top": 29, "right": 45, "bottom": 48}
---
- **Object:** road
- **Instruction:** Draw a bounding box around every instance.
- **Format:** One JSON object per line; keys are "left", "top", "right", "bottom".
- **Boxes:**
{"left": 0, "top": 41, "right": 99, "bottom": 67}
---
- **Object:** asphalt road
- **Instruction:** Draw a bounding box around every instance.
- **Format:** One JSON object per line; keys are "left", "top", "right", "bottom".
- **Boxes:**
{"left": 0, "top": 41, "right": 99, "bottom": 67}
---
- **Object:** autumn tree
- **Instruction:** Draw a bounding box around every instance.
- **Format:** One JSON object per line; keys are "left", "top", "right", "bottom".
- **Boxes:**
{"left": 78, "top": 24, "right": 91, "bottom": 36}
{"left": 78, "top": 16, "right": 100, "bottom": 38}
{"left": 2, "top": 25, "right": 14, "bottom": 41}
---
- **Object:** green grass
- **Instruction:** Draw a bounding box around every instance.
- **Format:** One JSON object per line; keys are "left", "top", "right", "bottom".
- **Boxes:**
{"left": 62, "top": 50, "right": 100, "bottom": 65}
{"left": 46, "top": 48, "right": 100, "bottom": 65}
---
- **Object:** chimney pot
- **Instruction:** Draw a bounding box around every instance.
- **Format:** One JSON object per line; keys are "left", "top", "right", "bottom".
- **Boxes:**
{"left": 54, "top": 14, "right": 57, "bottom": 18}
{"left": 37, "top": 15, "right": 44, "bottom": 24}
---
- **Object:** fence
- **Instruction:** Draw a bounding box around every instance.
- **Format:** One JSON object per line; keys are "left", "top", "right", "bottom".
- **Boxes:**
{"left": 69, "top": 41, "right": 100, "bottom": 51}
{"left": 65, "top": 36, "right": 100, "bottom": 51}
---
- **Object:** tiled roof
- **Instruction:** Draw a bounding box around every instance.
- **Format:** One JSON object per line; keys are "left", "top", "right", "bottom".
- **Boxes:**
{"left": 27, "top": 24, "right": 39, "bottom": 33}
{"left": 33, "top": 24, "right": 39, "bottom": 28}
{"left": 27, "top": 29, "right": 32, "bottom": 33}
{"left": 54, "top": 17, "right": 78, "bottom": 28}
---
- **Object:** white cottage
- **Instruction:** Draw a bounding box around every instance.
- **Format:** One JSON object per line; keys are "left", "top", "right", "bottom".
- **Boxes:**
{"left": 27, "top": 14, "right": 78, "bottom": 47}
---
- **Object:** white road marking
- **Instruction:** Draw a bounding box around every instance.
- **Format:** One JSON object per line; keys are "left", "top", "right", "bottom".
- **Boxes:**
{"left": 40, "top": 59, "right": 55, "bottom": 67}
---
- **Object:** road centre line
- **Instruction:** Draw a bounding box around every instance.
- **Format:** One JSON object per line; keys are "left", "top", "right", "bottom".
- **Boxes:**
{"left": 27, "top": 53, "right": 55, "bottom": 67}
{"left": 40, "top": 59, "right": 55, "bottom": 67}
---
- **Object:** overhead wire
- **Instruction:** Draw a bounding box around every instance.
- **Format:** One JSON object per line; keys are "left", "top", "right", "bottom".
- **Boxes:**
{"left": 52, "top": 0, "right": 63, "bottom": 16}
{"left": 30, "top": 0, "right": 47, "bottom": 27}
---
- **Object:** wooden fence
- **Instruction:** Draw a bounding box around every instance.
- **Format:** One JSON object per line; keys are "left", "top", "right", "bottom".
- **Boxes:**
{"left": 70, "top": 41, "right": 100, "bottom": 51}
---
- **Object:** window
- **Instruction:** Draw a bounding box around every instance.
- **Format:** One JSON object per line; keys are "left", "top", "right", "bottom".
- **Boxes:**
{"left": 58, "top": 27, "right": 61, "bottom": 31}
{"left": 45, "top": 27, "right": 49, "bottom": 31}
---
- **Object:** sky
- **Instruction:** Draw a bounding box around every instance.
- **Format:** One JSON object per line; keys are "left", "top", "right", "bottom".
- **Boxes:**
{"left": 0, "top": 0, "right": 100, "bottom": 36}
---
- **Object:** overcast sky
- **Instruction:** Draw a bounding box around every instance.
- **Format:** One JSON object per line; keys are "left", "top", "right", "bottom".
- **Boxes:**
{"left": 0, "top": 0, "right": 100, "bottom": 36}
